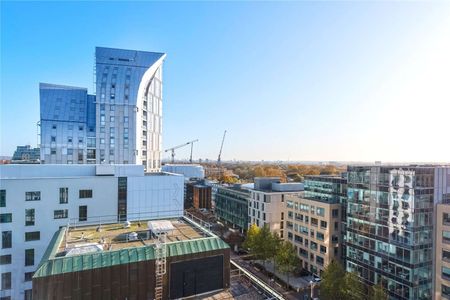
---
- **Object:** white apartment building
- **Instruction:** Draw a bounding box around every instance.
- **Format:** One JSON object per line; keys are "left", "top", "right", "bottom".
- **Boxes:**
{"left": 248, "top": 177, "right": 303, "bottom": 238}
{"left": 0, "top": 164, "right": 183, "bottom": 300}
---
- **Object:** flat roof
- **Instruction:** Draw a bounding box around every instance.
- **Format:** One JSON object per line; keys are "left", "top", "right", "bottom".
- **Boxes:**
{"left": 60, "top": 219, "right": 204, "bottom": 254}
{"left": 34, "top": 217, "right": 229, "bottom": 278}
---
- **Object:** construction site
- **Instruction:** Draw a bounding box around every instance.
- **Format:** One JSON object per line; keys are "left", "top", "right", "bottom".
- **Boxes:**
{"left": 32, "top": 216, "right": 230, "bottom": 300}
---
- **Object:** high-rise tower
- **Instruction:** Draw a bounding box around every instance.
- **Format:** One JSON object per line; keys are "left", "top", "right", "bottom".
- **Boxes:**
{"left": 40, "top": 47, "right": 166, "bottom": 172}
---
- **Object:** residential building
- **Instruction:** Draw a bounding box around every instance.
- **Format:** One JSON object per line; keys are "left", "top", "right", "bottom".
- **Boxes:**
{"left": 32, "top": 217, "right": 230, "bottom": 299}
{"left": 215, "top": 185, "right": 251, "bottom": 233}
{"left": 346, "top": 165, "right": 450, "bottom": 300}
{"left": 40, "top": 47, "right": 166, "bottom": 172}
{"left": 248, "top": 177, "right": 303, "bottom": 238}
{"left": 284, "top": 175, "right": 345, "bottom": 276}
{"left": 0, "top": 164, "right": 183, "bottom": 300}
{"left": 435, "top": 202, "right": 450, "bottom": 300}
{"left": 11, "top": 145, "right": 40, "bottom": 163}
{"left": 304, "top": 174, "right": 348, "bottom": 264}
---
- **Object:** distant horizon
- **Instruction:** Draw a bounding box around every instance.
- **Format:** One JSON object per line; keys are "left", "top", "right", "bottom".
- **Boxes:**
{"left": 1, "top": 2, "right": 449, "bottom": 162}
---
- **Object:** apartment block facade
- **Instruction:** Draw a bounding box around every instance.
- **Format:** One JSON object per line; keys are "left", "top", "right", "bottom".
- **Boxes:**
{"left": 285, "top": 193, "right": 341, "bottom": 276}
{"left": 0, "top": 164, "right": 183, "bottom": 300}
{"left": 346, "top": 165, "right": 450, "bottom": 300}
{"left": 248, "top": 177, "right": 303, "bottom": 238}
{"left": 40, "top": 47, "right": 166, "bottom": 172}
{"left": 435, "top": 202, "right": 450, "bottom": 300}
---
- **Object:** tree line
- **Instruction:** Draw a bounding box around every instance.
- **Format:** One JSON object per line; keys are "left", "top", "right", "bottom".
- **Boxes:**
{"left": 243, "top": 224, "right": 388, "bottom": 300}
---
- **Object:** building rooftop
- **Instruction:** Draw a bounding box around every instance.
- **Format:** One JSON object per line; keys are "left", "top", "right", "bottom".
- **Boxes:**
{"left": 34, "top": 217, "right": 229, "bottom": 278}
{"left": 59, "top": 219, "right": 204, "bottom": 255}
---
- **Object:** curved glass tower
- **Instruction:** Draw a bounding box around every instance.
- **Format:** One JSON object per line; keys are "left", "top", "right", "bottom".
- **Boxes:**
{"left": 40, "top": 47, "right": 166, "bottom": 172}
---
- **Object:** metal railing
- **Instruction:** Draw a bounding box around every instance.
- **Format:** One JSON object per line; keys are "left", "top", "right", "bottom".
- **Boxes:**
{"left": 230, "top": 260, "right": 286, "bottom": 300}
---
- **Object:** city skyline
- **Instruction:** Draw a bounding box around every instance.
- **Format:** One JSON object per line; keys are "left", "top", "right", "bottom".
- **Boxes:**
{"left": 1, "top": 2, "right": 450, "bottom": 162}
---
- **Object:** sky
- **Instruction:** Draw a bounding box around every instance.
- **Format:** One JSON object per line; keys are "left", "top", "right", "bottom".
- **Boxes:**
{"left": 1, "top": 1, "right": 449, "bottom": 163}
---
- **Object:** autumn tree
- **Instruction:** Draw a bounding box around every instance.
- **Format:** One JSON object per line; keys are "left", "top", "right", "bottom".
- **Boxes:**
{"left": 242, "top": 224, "right": 260, "bottom": 251}
{"left": 275, "top": 241, "right": 300, "bottom": 288}
{"left": 320, "top": 260, "right": 347, "bottom": 300}
{"left": 369, "top": 283, "right": 388, "bottom": 300}
{"left": 344, "top": 271, "right": 365, "bottom": 300}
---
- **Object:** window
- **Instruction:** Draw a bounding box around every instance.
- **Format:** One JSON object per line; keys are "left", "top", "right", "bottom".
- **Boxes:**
{"left": 443, "top": 284, "right": 450, "bottom": 297}
{"left": 51, "top": 149, "right": 56, "bottom": 155}
{"left": 320, "top": 220, "right": 327, "bottom": 229}
{"left": 334, "top": 222, "right": 339, "bottom": 230}
{"left": 110, "top": 116, "right": 115, "bottom": 122}
{"left": 320, "top": 245, "right": 327, "bottom": 254}
{"left": 316, "top": 207, "right": 325, "bottom": 216}
{"left": 79, "top": 205, "right": 87, "bottom": 221}
{"left": 332, "top": 235, "right": 339, "bottom": 243}
{"left": 25, "top": 191, "right": 40, "bottom": 201}
{"left": 444, "top": 231, "right": 450, "bottom": 244}
{"left": 25, "top": 249, "right": 34, "bottom": 266}
{"left": 79, "top": 125, "right": 83, "bottom": 131}
{"left": 124, "top": 116, "right": 129, "bottom": 123}
{"left": 51, "top": 136, "right": 56, "bottom": 142}
{"left": 25, "top": 209, "right": 35, "bottom": 226}
{"left": 1, "top": 272, "right": 11, "bottom": 290}
{"left": 316, "top": 256, "right": 324, "bottom": 266}
{"left": 444, "top": 213, "right": 450, "bottom": 225}
{"left": 25, "top": 231, "right": 40, "bottom": 241}
{"left": 317, "top": 232, "right": 325, "bottom": 241}
{"left": 443, "top": 249, "right": 450, "bottom": 262}
{"left": 443, "top": 266, "right": 450, "bottom": 280}
{"left": 24, "top": 289, "right": 32, "bottom": 300}
{"left": 67, "top": 148, "right": 73, "bottom": 155}
{"left": 54, "top": 209, "right": 68, "bottom": 219}
{"left": 0, "top": 214, "right": 12, "bottom": 223}
{"left": 0, "top": 190, "right": 5, "bottom": 207}
{"left": 332, "top": 209, "right": 339, "bottom": 218}
{"left": 79, "top": 189, "right": 92, "bottom": 198}
{"left": 60, "top": 187, "right": 68, "bottom": 203}
{"left": 0, "top": 255, "right": 11, "bottom": 265}
{"left": 2, "top": 231, "right": 12, "bottom": 248}
{"left": 24, "top": 272, "right": 34, "bottom": 282}
{"left": 311, "top": 218, "right": 318, "bottom": 227}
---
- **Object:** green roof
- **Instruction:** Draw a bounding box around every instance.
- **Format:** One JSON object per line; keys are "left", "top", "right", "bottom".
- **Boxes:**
{"left": 34, "top": 228, "right": 229, "bottom": 278}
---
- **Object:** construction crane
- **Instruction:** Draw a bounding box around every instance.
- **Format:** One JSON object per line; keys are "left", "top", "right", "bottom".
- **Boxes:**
{"left": 217, "top": 130, "right": 227, "bottom": 178}
{"left": 164, "top": 139, "right": 199, "bottom": 163}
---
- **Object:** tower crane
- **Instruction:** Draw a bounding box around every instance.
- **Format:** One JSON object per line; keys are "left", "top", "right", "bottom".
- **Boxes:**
{"left": 217, "top": 130, "right": 227, "bottom": 176}
{"left": 164, "top": 139, "right": 199, "bottom": 163}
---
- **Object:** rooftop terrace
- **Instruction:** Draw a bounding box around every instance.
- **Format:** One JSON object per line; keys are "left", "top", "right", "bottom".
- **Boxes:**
{"left": 59, "top": 219, "right": 204, "bottom": 255}
{"left": 34, "top": 216, "right": 229, "bottom": 278}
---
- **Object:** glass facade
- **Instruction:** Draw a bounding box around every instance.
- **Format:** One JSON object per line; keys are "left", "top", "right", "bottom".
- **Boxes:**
{"left": 346, "top": 166, "right": 434, "bottom": 300}
{"left": 215, "top": 186, "right": 250, "bottom": 232}
{"left": 40, "top": 47, "right": 166, "bottom": 171}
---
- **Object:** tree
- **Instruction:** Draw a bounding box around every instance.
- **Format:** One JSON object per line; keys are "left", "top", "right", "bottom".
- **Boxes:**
{"left": 255, "top": 225, "right": 278, "bottom": 266}
{"left": 275, "top": 241, "right": 300, "bottom": 288}
{"left": 369, "top": 283, "right": 388, "bottom": 300}
{"left": 344, "top": 271, "right": 365, "bottom": 300}
{"left": 320, "top": 260, "right": 346, "bottom": 300}
{"left": 242, "top": 224, "right": 260, "bottom": 252}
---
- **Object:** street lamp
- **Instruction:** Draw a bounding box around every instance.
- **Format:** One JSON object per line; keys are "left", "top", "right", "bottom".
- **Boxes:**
{"left": 309, "top": 280, "right": 315, "bottom": 300}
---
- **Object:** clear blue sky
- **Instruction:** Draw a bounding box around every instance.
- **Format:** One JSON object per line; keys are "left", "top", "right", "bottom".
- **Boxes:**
{"left": 1, "top": 1, "right": 449, "bottom": 162}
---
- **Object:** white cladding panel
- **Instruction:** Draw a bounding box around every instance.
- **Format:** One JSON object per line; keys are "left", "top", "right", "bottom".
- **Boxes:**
{"left": 127, "top": 173, "right": 184, "bottom": 220}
